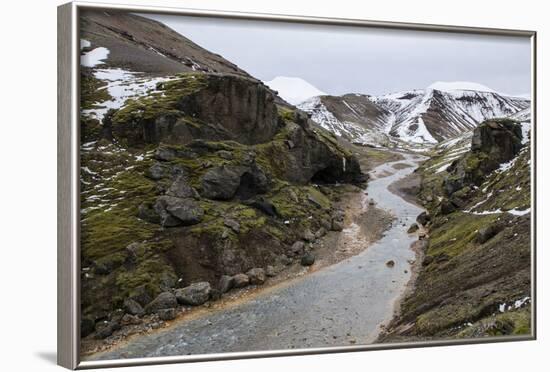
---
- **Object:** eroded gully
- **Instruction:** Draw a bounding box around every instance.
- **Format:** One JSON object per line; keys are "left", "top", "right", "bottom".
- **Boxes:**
{"left": 90, "top": 152, "right": 425, "bottom": 360}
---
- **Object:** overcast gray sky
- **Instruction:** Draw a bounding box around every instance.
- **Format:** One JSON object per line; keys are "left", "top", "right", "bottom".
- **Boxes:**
{"left": 142, "top": 13, "right": 531, "bottom": 96}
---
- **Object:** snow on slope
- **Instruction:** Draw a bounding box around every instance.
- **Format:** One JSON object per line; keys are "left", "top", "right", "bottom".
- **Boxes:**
{"left": 265, "top": 76, "right": 327, "bottom": 105}
{"left": 427, "top": 81, "right": 498, "bottom": 93}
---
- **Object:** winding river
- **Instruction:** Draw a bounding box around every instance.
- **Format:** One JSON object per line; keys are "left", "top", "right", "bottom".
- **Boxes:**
{"left": 90, "top": 153, "right": 424, "bottom": 360}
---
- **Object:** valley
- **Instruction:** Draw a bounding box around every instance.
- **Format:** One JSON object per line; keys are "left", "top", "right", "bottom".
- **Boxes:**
{"left": 78, "top": 10, "right": 533, "bottom": 359}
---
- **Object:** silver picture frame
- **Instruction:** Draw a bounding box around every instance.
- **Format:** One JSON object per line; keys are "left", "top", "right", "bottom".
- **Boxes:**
{"left": 58, "top": 1, "right": 537, "bottom": 369}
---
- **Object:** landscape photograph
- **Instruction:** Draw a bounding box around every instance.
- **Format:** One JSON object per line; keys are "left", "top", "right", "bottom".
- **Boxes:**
{"left": 78, "top": 9, "right": 533, "bottom": 360}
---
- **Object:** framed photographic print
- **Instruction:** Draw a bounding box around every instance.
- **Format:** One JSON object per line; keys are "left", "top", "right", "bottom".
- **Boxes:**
{"left": 57, "top": 1, "right": 536, "bottom": 369}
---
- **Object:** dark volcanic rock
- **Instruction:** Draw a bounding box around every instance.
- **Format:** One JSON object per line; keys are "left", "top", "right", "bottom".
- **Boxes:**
{"left": 471, "top": 119, "right": 523, "bottom": 162}
{"left": 407, "top": 223, "right": 419, "bottom": 234}
{"left": 247, "top": 199, "right": 278, "bottom": 217}
{"left": 154, "top": 196, "right": 204, "bottom": 227}
{"left": 123, "top": 298, "right": 145, "bottom": 316}
{"left": 416, "top": 212, "right": 431, "bottom": 226}
{"left": 166, "top": 176, "right": 199, "bottom": 199}
{"left": 476, "top": 224, "right": 503, "bottom": 244}
{"left": 301, "top": 252, "right": 316, "bottom": 266}
{"left": 439, "top": 199, "right": 456, "bottom": 215}
{"left": 444, "top": 118, "right": 523, "bottom": 195}
{"left": 94, "top": 320, "right": 120, "bottom": 339}
{"left": 175, "top": 282, "right": 211, "bottom": 306}
{"left": 201, "top": 164, "right": 269, "bottom": 201}
{"left": 144, "top": 292, "right": 177, "bottom": 314}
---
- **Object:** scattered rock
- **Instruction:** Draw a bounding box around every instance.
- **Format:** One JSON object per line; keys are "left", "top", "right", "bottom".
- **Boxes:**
{"left": 265, "top": 265, "right": 278, "bottom": 277}
{"left": 331, "top": 218, "right": 345, "bottom": 232}
{"left": 315, "top": 227, "right": 327, "bottom": 239}
{"left": 302, "top": 229, "right": 315, "bottom": 242}
{"left": 439, "top": 199, "right": 456, "bottom": 215}
{"left": 201, "top": 166, "right": 242, "bottom": 200}
{"left": 94, "top": 320, "right": 120, "bottom": 339}
{"left": 477, "top": 224, "right": 503, "bottom": 244}
{"left": 301, "top": 252, "right": 316, "bottom": 266}
{"left": 407, "top": 223, "right": 419, "bottom": 234}
{"left": 128, "top": 284, "right": 153, "bottom": 307}
{"left": 246, "top": 268, "right": 266, "bottom": 285}
{"left": 157, "top": 308, "right": 177, "bottom": 321}
{"left": 217, "top": 150, "right": 233, "bottom": 160}
{"left": 219, "top": 275, "right": 234, "bottom": 293}
{"left": 175, "top": 282, "right": 212, "bottom": 306}
{"left": 120, "top": 314, "right": 142, "bottom": 326}
{"left": 416, "top": 212, "right": 431, "bottom": 226}
{"left": 123, "top": 298, "right": 145, "bottom": 316}
{"left": 166, "top": 176, "right": 200, "bottom": 199}
{"left": 290, "top": 241, "right": 305, "bottom": 256}
{"left": 146, "top": 162, "right": 171, "bottom": 180}
{"left": 232, "top": 273, "right": 250, "bottom": 288}
{"left": 386, "top": 260, "right": 395, "bottom": 268}
{"left": 137, "top": 202, "right": 161, "bottom": 224}
{"left": 154, "top": 196, "right": 204, "bottom": 227}
{"left": 247, "top": 199, "right": 278, "bottom": 217}
{"left": 144, "top": 292, "right": 178, "bottom": 314}
{"left": 224, "top": 218, "right": 240, "bottom": 233}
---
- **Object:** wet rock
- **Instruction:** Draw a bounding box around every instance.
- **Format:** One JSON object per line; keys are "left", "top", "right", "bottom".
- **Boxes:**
{"left": 224, "top": 218, "right": 240, "bottom": 233}
{"left": 416, "top": 211, "right": 431, "bottom": 226}
{"left": 175, "top": 282, "right": 211, "bottom": 306}
{"left": 166, "top": 176, "right": 200, "bottom": 199}
{"left": 301, "top": 252, "right": 316, "bottom": 266}
{"left": 144, "top": 292, "right": 177, "bottom": 314}
{"left": 407, "top": 223, "right": 419, "bottom": 234}
{"left": 123, "top": 298, "right": 145, "bottom": 316}
{"left": 81, "top": 317, "right": 95, "bottom": 338}
{"left": 232, "top": 273, "right": 250, "bottom": 288}
{"left": 154, "top": 196, "right": 204, "bottom": 227}
{"left": 386, "top": 260, "right": 395, "bottom": 268}
{"left": 290, "top": 241, "right": 305, "bottom": 256}
{"left": 246, "top": 268, "right": 266, "bottom": 285}
{"left": 94, "top": 320, "right": 120, "bottom": 339}
{"left": 218, "top": 275, "right": 234, "bottom": 293}
{"left": 157, "top": 308, "right": 177, "bottom": 321}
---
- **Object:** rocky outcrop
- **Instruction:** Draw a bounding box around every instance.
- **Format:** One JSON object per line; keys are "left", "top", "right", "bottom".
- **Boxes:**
{"left": 444, "top": 119, "right": 523, "bottom": 196}
{"left": 111, "top": 74, "right": 281, "bottom": 147}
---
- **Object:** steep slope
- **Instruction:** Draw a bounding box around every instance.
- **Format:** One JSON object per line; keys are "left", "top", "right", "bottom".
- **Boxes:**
{"left": 79, "top": 11, "right": 367, "bottom": 342}
{"left": 80, "top": 10, "right": 250, "bottom": 76}
{"left": 301, "top": 83, "right": 529, "bottom": 146}
{"left": 265, "top": 76, "right": 327, "bottom": 105}
{"left": 380, "top": 118, "right": 532, "bottom": 341}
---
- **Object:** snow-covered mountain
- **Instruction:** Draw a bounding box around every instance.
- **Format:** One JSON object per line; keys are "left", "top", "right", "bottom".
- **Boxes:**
{"left": 264, "top": 76, "right": 327, "bottom": 105}
{"left": 299, "top": 81, "right": 530, "bottom": 146}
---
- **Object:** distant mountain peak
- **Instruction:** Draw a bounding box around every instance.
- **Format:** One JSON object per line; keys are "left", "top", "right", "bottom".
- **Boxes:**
{"left": 265, "top": 76, "right": 327, "bottom": 105}
{"left": 427, "top": 81, "right": 498, "bottom": 94}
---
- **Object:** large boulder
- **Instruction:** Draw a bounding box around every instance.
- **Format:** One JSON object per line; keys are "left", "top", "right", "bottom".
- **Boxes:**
{"left": 201, "top": 164, "right": 269, "bottom": 201}
{"left": 153, "top": 196, "right": 204, "bottom": 227}
{"left": 123, "top": 298, "right": 145, "bottom": 316}
{"left": 166, "top": 176, "right": 199, "bottom": 199}
{"left": 175, "top": 282, "right": 211, "bottom": 306}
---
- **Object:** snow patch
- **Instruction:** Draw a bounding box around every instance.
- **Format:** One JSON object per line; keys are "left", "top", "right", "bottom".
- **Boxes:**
{"left": 427, "top": 81, "right": 497, "bottom": 93}
{"left": 81, "top": 47, "right": 110, "bottom": 67}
